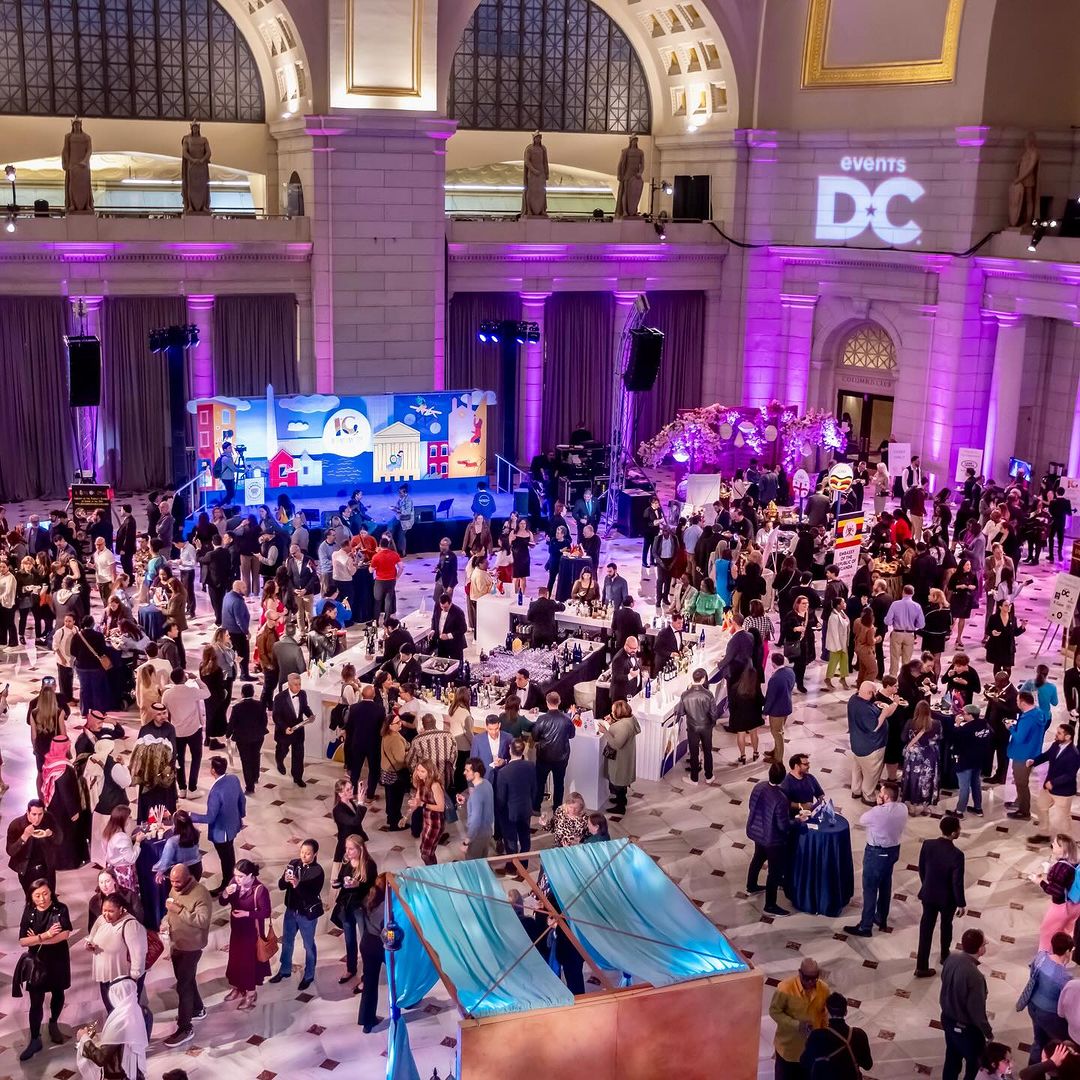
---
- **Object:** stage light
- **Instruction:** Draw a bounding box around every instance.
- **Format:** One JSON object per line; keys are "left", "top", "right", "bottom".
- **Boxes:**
{"left": 489, "top": 328, "right": 500, "bottom": 343}
{"left": 654, "top": 221, "right": 667, "bottom": 241}
{"left": 4, "top": 215, "right": 14, "bottom": 233}
{"left": 661, "top": 180, "right": 673, "bottom": 196}
{"left": 4, "top": 165, "right": 14, "bottom": 182}
{"left": 478, "top": 331, "right": 487, "bottom": 343}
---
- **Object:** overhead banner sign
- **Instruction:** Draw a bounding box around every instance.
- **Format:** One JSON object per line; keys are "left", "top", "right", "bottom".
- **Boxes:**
{"left": 955, "top": 448, "right": 983, "bottom": 483}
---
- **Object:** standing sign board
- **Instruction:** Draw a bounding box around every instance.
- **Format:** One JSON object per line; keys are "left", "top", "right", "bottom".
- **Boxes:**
{"left": 833, "top": 511, "right": 865, "bottom": 584}
{"left": 888, "top": 442, "right": 911, "bottom": 479}
{"left": 244, "top": 476, "right": 266, "bottom": 506}
{"left": 954, "top": 448, "right": 983, "bottom": 484}
{"left": 1049, "top": 573, "right": 1080, "bottom": 628}
{"left": 69, "top": 484, "right": 113, "bottom": 533}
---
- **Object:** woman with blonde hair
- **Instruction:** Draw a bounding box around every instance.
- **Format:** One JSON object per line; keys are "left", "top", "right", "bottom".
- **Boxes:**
{"left": 330, "top": 835, "right": 378, "bottom": 988}
{"left": 28, "top": 682, "right": 68, "bottom": 771}
{"left": 920, "top": 588, "right": 953, "bottom": 678}
{"left": 447, "top": 685, "right": 475, "bottom": 790}
{"left": 1031, "top": 834, "right": 1080, "bottom": 951}
{"left": 135, "top": 662, "right": 161, "bottom": 722}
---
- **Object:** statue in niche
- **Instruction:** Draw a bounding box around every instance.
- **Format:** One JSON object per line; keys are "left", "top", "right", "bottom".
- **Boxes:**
{"left": 522, "top": 132, "right": 549, "bottom": 218}
{"left": 62, "top": 118, "right": 94, "bottom": 214}
{"left": 182, "top": 121, "right": 212, "bottom": 215}
{"left": 1008, "top": 132, "right": 1039, "bottom": 230}
{"left": 615, "top": 134, "right": 645, "bottom": 219}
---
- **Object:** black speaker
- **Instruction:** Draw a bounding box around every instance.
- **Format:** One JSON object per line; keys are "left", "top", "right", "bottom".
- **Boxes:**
{"left": 623, "top": 327, "right": 664, "bottom": 391}
{"left": 673, "top": 174, "right": 711, "bottom": 221}
{"left": 616, "top": 490, "right": 654, "bottom": 537}
{"left": 68, "top": 336, "right": 102, "bottom": 407}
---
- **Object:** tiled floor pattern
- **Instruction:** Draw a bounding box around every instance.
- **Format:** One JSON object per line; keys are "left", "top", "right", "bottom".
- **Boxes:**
{"left": 0, "top": 490, "right": 1074, "bottom": 1078}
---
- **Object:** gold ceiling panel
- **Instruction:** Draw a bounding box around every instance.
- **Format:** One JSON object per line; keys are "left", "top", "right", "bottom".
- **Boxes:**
{"left": 801, "top": 0, "right": 964, "bottom": 88}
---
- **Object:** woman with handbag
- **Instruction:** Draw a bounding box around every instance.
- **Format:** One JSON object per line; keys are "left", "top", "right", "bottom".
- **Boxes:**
{"left": 16, "top": 878, "right": 72, "bottom": 1061}
{"left": 331, "top": 835, "right": 378, "bottom": 990}
{"left": 357, "top": 874, "right": 388, "bottom": 1034}
{"left": 84, "top": 891, "right": 148, "bottom": 1011}
{"left": 782, "top": 595, "right": 813, "bottom": 694}
{"left": 219, "top": 858, "right": 273, "bottom": 1010}
{"left": 599, "top": 701, "right": 640, "bottom": 815}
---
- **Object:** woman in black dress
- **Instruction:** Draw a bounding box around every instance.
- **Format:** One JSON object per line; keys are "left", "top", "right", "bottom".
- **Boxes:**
{"left": 510, "top": 520, "right": 534, "bottom": 597}
{"left": 984, "top": 598, "right": 1025, "bottom": 677}
{"left": 782, "top": 596, "right": 814, "bottom": 694}
{"left": 198, "top": 645, "right": 229, "bottom": 750}
{"left": 546, "top": 525, "right": 571, "bottom": 594}
{"left": 949, "top": 557, "right": 978, "bottom": 647}
{"left": 773, "top": 556, "right": 800, "bottom": 621}
{"left": 719, "top": 625, "right": 763, "bottom": 764}
{"left": 733, "top": 561, "right": 767, "bottom": 617}
{"left": 641, "top": 496, "right": 664, "bottom": 567}
{"left": 331, "top": 778, "right": 368, "bottom": 882}
{"left": 17, "top": 879, "right": 72, "bottom": 1061}
{"left": 919, "top": 588, "right": 953, "bottom": 677}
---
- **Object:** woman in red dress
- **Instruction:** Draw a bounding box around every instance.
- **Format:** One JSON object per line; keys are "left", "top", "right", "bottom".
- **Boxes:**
{"left": 219, "top": 858, "right": 272, "bottom": 1010}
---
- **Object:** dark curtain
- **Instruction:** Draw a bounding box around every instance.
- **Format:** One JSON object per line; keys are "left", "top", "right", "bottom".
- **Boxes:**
{"left": 447, "top": 291, "right": 521, "bottom": 456}
{"left": 213, "top": 293, "right": 299, "bottom": 396}
{"left": 541, "top": 291, "right": 615, "bottom": 449}
{"left": 633, "top": 291, "right": 706, "bottom": 442}
{"left": 0, "top": 297, "right": 76, "bottom": 500}
{"left": 101, "top": 296, "right": 187, "bottom": 491}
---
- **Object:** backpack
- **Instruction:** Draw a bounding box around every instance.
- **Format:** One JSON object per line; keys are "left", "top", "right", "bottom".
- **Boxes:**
{"left": 212, "top": 455, "right": 223, "bottom": 479}
{"left": 810, "top": 1028, "right": 861, "bottom": 1080}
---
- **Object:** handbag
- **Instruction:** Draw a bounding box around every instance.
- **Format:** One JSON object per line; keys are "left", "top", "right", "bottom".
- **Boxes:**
{"left": 255, "top": 887, "right": 279, "bottom": 962}
{"left": 602, "top": 743, "right": 617, "bottom": 761}
{"left": 12, "top": 947, "right": 48, "bottom": 997}
{"left": 77, "top": 629, "right": 113, "bottom": 671}
{"left": 124, "top": 918, "right": 164, "bottom": 970}
{"left": 326, "top": 738, "right": 345, "bottom": 764}
{"left": 379, "top": 767, "right": 398, "bottom": 786}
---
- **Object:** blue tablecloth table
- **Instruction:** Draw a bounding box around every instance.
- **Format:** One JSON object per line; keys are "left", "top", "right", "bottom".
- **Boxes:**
{"left": 555, "top": 556, "right": 594, "bottom": 602}
{"left": 785, "top": 815, "right": 854, "bottom": 917}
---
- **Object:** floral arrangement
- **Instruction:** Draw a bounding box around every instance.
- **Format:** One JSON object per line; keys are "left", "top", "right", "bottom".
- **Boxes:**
{"left": 638, "top": 401, "right": 846, "bottom": 473}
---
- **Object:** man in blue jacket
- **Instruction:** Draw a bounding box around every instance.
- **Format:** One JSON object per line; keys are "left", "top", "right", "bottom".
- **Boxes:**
{"left": 762, "top": 653, "right": 797, "bottom": 764}
{"left": 746, "top": 761, "right": 793, "bottom": 917}
{"left": 495, "top": 739, "right": 537, "bottom": 858}
{"left": 1007, "top": 691, "right": 1048, "bottom": 821}
{"left": 190, "top": 756, "right": 245, "bottom": 895}
{"left": 221, "top": 580, "right": 251, "bottom": 680}
{"left": 470, "top": 714, "right": 512, "bottom": 771}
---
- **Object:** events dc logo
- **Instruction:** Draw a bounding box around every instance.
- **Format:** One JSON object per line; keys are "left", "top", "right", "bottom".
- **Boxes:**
{"left": 814, "top": 156, "right": 925, "bottom": 245}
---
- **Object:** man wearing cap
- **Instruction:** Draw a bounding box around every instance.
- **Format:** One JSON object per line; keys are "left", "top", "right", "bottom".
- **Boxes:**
{"left": 951, "top": 705, "right": 990, "bottom": 818}
{"left": 1027, "top": 722, "right": 1080, "bottom": 842}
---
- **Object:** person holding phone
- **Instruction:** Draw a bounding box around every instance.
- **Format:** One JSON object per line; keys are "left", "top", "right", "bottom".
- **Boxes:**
{"left": 270, "top": 839, "right": 324, "bottom": 992}
{"left": 330, "top": 836, "right": 377, "bottom": 991}
{"left": 17, "top": 878, "right": 73, "bottom": 1060}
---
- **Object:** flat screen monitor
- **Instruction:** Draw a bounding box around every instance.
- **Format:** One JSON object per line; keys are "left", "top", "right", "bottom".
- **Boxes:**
{"left": 1009, "top": 456, "right": 1032, "bottom": 480}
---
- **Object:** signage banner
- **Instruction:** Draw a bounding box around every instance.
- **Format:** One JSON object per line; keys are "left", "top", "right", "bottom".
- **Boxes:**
{"left": 833, "top": 511, "right": 865, "bottom": 584}
{"left": 189, "top": 386, "right": 497, "bottom": 494}
{"left": 1049, "top": 573, "right": 1080, "bottom": 629}
{"left": 954, "top": 448, "right": 983, "bottom": 483}
{"left": 69, "top": 484, "right": 112, "bottom": 531}
{"left": 888, "top": 442, "right": 911, "bottom": 479}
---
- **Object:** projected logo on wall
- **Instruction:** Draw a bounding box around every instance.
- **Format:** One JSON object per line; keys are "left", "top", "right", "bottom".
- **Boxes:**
{"left": 188, "top": 385, "right": 496, "bottom": 493}
{"left": 815, "top": 156, "right": 925, "bottom": 245}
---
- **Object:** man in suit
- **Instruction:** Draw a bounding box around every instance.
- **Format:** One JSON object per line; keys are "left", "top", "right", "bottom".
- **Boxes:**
{"left": 380, "top": 616, "right": 415, "bottom": 665}
{"left": 225, "top": 683, "right": 268, "bottom": 793}
{"left": 915, "top": 814, "right": 967, "bottom": 978}
{"left": 471, "top": 714, "right": 512, "bottom": 771}
{"left": 909, "top": 542, "right": 940, "bottom": 607}
{"left": 601, "top": 562, "right": 629, "bottom": 610}
{"left": 114, "top": 504, "right": 138, "bottom": 579}
{"left": 345, "top": 685, "right": 384, "bottom": 802}
{"left": 571, "top": 487, "right": 601, "bottom": 542}
{"left": 530, "top": 692, "right": 576, "bottom": 813}
{"left": 272, "top": 622, "right": 307, "bottom": 692}
{"left": 284, "top": 543, "right": 317, "bottom": 634}
{"left": 271, "top": 672, "right": 311, "bottom": 787}
{"left": 652, "top": 611, "right": 684, "bottom": 676}
{"left": 200, "top": 535, "right": 234, "bottom": 628}
{"left": 381, "top": 641, "right": 422, "bottom": 685}
{"left": 431, "top": 592, "right": 468, "bottom": 662}
{"left": 496, "top": 738, "right": 537, "bottom": 858}
{"left": 505, "top": 668, "right": 545, "bottom": 712}
{"left": 526, "top": 587, "right": 564, "bottom": 649}
{"left": 190, "top": 756, "right": 245, "bottom": 895}
{"left": 612, "top": 596, "right": 644, "bottom": 652}
{"left": 610, "top": 635, "right": 643, "bottom": 703}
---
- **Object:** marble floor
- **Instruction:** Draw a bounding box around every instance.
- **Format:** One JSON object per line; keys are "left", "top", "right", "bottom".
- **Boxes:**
{"left": 0, "top": 490, "right": 1075, "bottom": 1079}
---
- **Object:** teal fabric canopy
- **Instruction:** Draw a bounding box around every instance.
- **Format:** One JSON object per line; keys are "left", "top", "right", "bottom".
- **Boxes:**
{"left": 392, "top": 859, "right": 576, "bottom": 1018}
{"left": 539, "top": 839, "right": 748, "bottom": 987}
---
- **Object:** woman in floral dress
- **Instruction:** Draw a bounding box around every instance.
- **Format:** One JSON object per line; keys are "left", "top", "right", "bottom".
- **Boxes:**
{"left": 901, "top": 700, "right": 941, "bottom": 813}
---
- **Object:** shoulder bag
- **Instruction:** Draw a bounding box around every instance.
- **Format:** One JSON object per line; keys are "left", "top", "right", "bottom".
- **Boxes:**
{"left": 254, "top": 885, "right": 279, "bottom": 963}
{"left": 77, "top": 629, "right": 112, "bottom": 671}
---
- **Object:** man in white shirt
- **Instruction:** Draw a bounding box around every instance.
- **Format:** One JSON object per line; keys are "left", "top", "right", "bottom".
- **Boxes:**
{"left": 137, "top": 644, "right": 174, "bottom": 693}
{"left": 844, "top": 779, "right": 908, "bottom": 937}
{"left": 178, "top": 538, "right": 198, "bottom": 618}
{"left": 160, "top": 668, "right": 210, "bottom": 796}
{"left": 93, "top": 537, "right": 117, "bottom": 606}
{"left": 52, "top": 614, "right": 78, "bottom": 702}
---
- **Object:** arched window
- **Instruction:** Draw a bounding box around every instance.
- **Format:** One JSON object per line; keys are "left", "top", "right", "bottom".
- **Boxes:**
{"left": 839, "top": 323, "right": 897, "bottom": 372}
{"left": 449, "top": 0, "right": 651, "bottom": 134}
{"left": 0, "top": 0, "right": 264, "bottom": 122}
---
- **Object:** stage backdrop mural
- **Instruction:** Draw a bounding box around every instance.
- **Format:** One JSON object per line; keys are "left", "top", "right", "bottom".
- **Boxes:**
{"left": 188, "top": 386, "right": 496, "bottom": 495}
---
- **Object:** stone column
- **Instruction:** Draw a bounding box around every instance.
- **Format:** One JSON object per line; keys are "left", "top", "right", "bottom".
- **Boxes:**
{"left": 700, "top": 288, "right": 725, "bottom": 403}
{"left": 983, "top": 313, "right": 1027, "bottom": 485}
{"left": 780, "top": 293, "right": 818, "bottom": 410}
{"left": 186, "top": 294, "right": 215, "bottom": 399}
{"left": 518, "top": 291, "right": 550, "bottom": 465}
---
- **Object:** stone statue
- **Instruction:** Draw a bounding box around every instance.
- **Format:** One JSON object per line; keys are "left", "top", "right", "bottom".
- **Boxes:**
{"left": 615, "top": 134, "right": 645, "bottom": 219}
{"left": 522, "top": 132, "right": 548, "bottom": 218}
{"left": 62, "top": 118, "right": 93, "bottom": 214}
{"left": 181, "top": 121, "right": 212, "bottom": 215}
{"left": 1008, "top": 132, "right": 1039, "bottom": 229}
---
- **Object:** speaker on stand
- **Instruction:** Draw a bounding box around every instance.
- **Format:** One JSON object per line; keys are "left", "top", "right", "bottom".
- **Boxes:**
{"left": 67, "top": 333, "right": 102, "bottom": 480}
{"left": 672, "top": 175, "right": 711, "bottom": 222}
{"left": 623, "top": 327, "right": 664, "bottom": 392}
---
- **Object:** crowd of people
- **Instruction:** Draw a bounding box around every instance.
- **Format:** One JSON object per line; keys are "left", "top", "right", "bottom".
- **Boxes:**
{"left": 0, "top": 445, "right": 1076, "bottom": 1078}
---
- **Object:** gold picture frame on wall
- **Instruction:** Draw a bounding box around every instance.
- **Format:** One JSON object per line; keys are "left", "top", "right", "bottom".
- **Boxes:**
{"left": 801, "top": 0, "right": 964, "bottom": 88}
{"left": 345, "top": 0, "right": 423, "bottom": 97}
